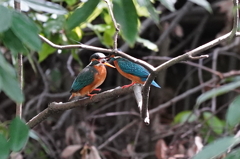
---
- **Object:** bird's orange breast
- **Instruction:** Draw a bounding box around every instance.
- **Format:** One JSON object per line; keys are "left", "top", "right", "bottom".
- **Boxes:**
{"left": 113, "top": 61, "right": 144, "bottom": 84}
{"left": 78, "top": 65, "right": 107, "bottom": 95}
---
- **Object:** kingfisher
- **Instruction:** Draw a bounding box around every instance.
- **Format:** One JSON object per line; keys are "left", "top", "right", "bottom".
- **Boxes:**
{"left": 109, "top": 55, "right": 160, "bottom": 88}
{"left": 69, "top": 53, "right": 115, "bottom": 100}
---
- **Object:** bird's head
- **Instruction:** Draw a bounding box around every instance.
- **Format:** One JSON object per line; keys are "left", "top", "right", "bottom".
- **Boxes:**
{"left": 107, "top": 54, "right": 122, "bottom": 62}
{"left": 89, "top": 53, "right": 115, "bottom": 68}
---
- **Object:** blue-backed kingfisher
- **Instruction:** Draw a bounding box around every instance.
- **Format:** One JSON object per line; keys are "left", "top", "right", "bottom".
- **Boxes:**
{"left": 69, "top": 53, "right": 115, "bottom": 100}
{"left": 109, "top": 55, "right": 161, "bottom": 88}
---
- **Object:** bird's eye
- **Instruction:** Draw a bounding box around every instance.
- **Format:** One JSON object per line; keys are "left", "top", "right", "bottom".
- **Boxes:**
{"left": 100, "top": 58, "right": 106, "bottom": 63}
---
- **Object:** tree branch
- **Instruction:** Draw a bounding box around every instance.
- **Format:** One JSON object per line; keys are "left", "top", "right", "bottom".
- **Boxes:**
{"left": 14, "top": 0, "right": 23, "bottom": 118}
{"left": 33, "top": 0, "right": 240, "bottom": 127}
{"left": 27, "top": 86, "right": 134, "bottom": 128}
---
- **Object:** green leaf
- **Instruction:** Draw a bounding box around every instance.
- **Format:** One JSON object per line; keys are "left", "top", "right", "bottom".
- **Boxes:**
{"left": 66, "top": 0, "right": 100, "bottom": 30}
{"left": 8, "top": 117, "right": 29, "bottom": 152}
{"left": 174, "top": 111, "right": 197, "bottom": 124}
{"left": 43, "top": 15, "right": 65, "bottom": 36}
{"left": 0, "top": 133, "right": 10, "bottom": 159}
{"left": 193, "top": 136, "right": 240, "bottom": 159}
{"left": 11, "top": 11, "right": 41, "bottom": 51}
{"left": 38, "top": 43, "right": 56, "bottom": 62}
{"left": 203, "top": 112, "right": 224, "bottom": 135}
{"left": 0, "top": 53, "right": 15, "bottom": 77}
{"left": 196, "top": 81, "right": 240, "bottom": 106}
{"left": 22, "top": 0, "right": 67, "bottom": 14}
{"left": 0, "top": 69, "right": 24, "bottom": 103}
{"left": 225, "top": 149, "right": 240, "bottom": 159}
{"left": 158, "top": 0, "right": 175, "bottom": 12}
{"left": 65, "top": 0, "right": 77, "bottom": 6}
{"left": 189, "top": 0, "right": 212, "bottom": 13}
{"left": 0, "top": 53, "right": 24, "bottom": 103}
{"left": 2, "top": 29, "right": 28, "bottom": 56}
{"left": 226, "top": 95, "right": 240, "bottom": 127}
{"left": 113, "top": 0, "right": 138, "bottom": 46}
{"left": 137, "top": 37, "right": 159, "bottom": 52}
{"left": 137, "top": 0, "right": 159, "bottom": 23}
{"left": 0, "top": 5, "right": 12, "bottom": 33}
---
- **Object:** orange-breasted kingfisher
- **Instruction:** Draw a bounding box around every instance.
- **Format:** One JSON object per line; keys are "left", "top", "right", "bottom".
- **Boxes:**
{"left": 109, "top": 55, "right": 161, "bottom": 88}
{"left": 69, "top": 53, "right": 115, "bottom": 100}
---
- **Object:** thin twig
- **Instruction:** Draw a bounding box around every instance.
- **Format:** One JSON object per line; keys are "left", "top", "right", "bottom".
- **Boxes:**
{"left": 39, "top": 35, "right": 155, "bottom": 71}
{"left": 98, "top": 119, "right": 138, "bottom": 149}
{"left": 104, "top": 0, "right": 120, "bottom": 50}
{"left": 14, "top": 0, "right": 23, "bottom": 118}
{"left": 149, "top": 70, "right": 240, "bottom": 115}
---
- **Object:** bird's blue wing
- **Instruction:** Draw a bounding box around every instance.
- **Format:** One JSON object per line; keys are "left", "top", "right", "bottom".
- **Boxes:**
{"left": 117, "top": 58, "right": 161, "bottom": 88}
{"left": 70, "top": 66, "right": 95, "bottom": 92}
{"left": 117, "top": 58, "right": 149, "bottom": 78}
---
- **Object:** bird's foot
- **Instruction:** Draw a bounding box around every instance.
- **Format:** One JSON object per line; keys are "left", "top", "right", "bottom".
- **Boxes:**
{"left": 121, "top": 82, "right": 136, "bottom": 88}
{"left": 93, "top": 88, "right": 101, "bottom": 92}
{"left": 87, "top": 93, "right": 97, "bottom": 99}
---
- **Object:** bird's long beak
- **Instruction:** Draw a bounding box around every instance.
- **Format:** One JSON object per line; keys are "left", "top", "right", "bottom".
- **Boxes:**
{"left": 103, "top": 61, "right": 115, "bottom": 68}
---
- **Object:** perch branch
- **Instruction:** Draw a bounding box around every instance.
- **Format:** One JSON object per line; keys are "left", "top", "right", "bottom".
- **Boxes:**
{"left": 27, "top": 86, "right": 134, "bottom": 128}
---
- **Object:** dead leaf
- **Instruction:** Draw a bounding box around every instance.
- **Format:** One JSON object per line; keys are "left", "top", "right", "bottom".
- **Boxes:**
{"left": 126, "top": 144, "right": 135, "bottom": 156}
{"left": 88, "top": 146, "right": 101, "bottom": 159}
{"left": 61, "top": 145, "right": 81, "bottom": 158}
{"left": 65, "top": 125, "right": 81, "bottom": 145}
{"left": 80, "top": 145, "right": 101, "bottom": 159}
{"left": 10, "top": 152, "right": 23, "bottom": 159}
{"left": 174, "top": 25, "right": 184, "bottom": 38}
{"left": 216, "top": 0, "right": 234, "bottom": 37}
{"left": 155, "top": 139, "right": 168, "bottom": 159}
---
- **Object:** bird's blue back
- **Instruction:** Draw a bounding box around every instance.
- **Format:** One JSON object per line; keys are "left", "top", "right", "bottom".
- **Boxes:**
{"left": 70, "top": 66, "right": 96, "bottom": 92}
{"left": 115, "top": 58, "right": 161, "bottom": 88}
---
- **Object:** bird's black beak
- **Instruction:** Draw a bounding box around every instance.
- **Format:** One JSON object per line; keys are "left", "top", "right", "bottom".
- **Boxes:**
{"left": 100, "top": 59, "right": 115, "bottom": 68}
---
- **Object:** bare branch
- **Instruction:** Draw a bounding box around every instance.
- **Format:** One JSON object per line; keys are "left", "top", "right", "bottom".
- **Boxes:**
{"left": 188, "top": 54, "right": 209, "bottom": 60}
{"left": 27, "top": 86, "right": 134, "bottom": 128}
{"left": 104, "top": 0, "right": 120, "bottom": 50}
{"left": 14, "top": 0, "right": 23, "bottom": 118}
{"left": 98, "top": 119, "right": 138, "bottom": 149}
{"left": 149, "top": 70, "right": 240, "bottom": 115}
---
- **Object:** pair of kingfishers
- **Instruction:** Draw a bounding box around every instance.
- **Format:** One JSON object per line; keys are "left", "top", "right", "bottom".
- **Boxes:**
{"left": 69, "top": 53, "right": 161, "bottom": 100}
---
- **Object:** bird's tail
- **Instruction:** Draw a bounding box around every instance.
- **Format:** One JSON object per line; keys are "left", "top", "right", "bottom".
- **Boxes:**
{"left": 151, "top": 80, "right": 161, "bottom": 88}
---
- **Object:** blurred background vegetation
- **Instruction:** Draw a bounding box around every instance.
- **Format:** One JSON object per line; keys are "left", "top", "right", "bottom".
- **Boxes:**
{"left": 1, "top": 0, "right": 240, "bottom": 158}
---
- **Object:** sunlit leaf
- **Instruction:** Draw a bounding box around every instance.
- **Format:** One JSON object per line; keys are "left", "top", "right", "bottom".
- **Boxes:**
{"left": 113, "top": 0, "right": 138, "bottom": 46}
{"left": 174, "top": 111, "right": 197, "bottom": 124}
{"left": 196, "top": 81, "right": 240, "bottom": 106}
{"left": 11, "top": 11, "right": 41, "bottom": 51}
{"left": 225, "top": 149, "right": 240, "bottom": 159}
{"left": 0, "top": 5, "right": 12, "bottom": 33}
{"left": 137, "top": 0, "right": 159, "bottom": 23}
{"left": 193, "top": 136, "right": 240, "bottom": 159}
{"left": 137, "top": 37, "right": 159, "bottom": 52}
{"left": 0, "top": 133, "right": 9, "bottom": 159}
{"left": 203, "top": 112, "right": 224, "bottom": 135}
{"left": 158, "top": 0, "right": 175, "bottom": 12}
{"left": 65, "top": 0, "right": 77, "bottom": 6}
{"left": 8, "top": 117, "right": 29, "bottom": 152}
{"left": 66, "top": 0, "right": 100, "bottom": 30}
{"left": 189, "top": 0, "right": 212, "bottom": 13}
{"left": 43, "top": 15, "right": 65, "bottom": 36}
{"left": 38, "top": 43, "right": 56, "bottom": 62}
{"left": 226, "top": 95, "right": 240, "bottom": 127}
{"left": 21, "top": 0, "right": 67, "bottom": 14}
